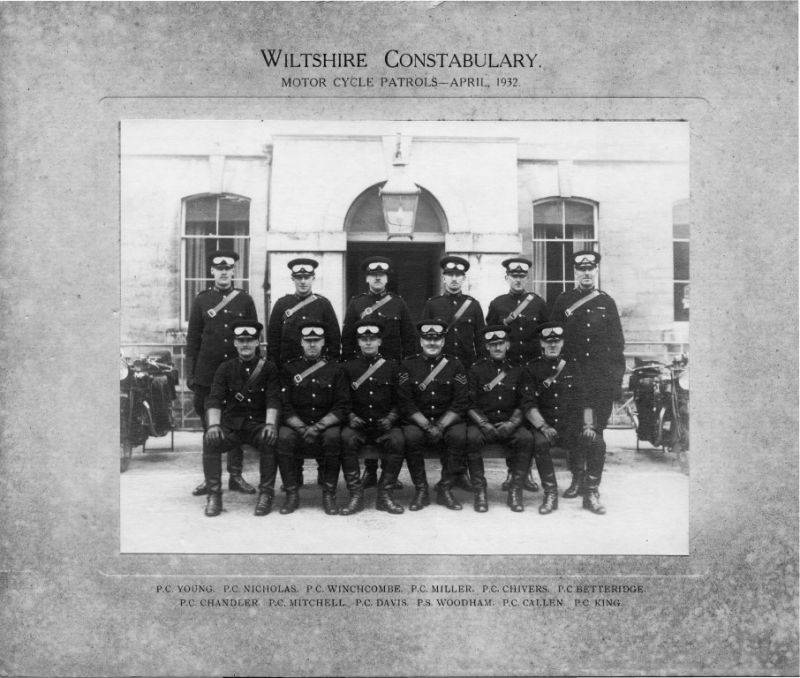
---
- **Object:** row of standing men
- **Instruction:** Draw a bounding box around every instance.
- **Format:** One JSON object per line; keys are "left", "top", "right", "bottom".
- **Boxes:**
{"left": 184, "top": 250, "right": 626, "bottom": 517}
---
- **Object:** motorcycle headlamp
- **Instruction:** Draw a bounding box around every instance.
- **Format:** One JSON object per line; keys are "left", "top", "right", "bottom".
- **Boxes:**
{"left": 119, "top": 356, "right": 129, "bottom": 381}
{"left": 678, "top": 371, "right": 689, "bottom": 391}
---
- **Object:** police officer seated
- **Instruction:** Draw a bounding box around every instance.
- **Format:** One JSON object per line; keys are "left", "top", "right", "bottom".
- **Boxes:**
{"left": 277, "top": 320, "right": 354, "bottom": 516}
{"left": 397, "top": 320, "right": 470, "bottom": 511}
{"left": 341, "top": 320, "right": 406, "bottom": 514}
{"left": 466, "top": 325, "right": 533, "bottom": 512}
{"left": 201, "top": 320, "right": 285, "bottom": 517}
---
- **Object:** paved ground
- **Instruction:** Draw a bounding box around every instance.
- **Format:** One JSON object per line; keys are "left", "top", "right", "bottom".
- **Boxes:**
{"left": 121, "top": 428, "right": 688, "bottom": 555}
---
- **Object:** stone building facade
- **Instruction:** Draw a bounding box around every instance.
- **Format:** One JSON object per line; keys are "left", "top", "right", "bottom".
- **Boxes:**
{"left": 121, "top": 119, "right": 689, "bottom": 427}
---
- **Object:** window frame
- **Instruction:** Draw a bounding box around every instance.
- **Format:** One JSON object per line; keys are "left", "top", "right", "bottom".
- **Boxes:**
{"left": 180, "top": 193, "right": 251, "bottom": 325}
{"left": 530, "top": 197, "right": 599, "bottom": 301}
{"left": 672, "top": 199, "right": 690, "bottom": 323}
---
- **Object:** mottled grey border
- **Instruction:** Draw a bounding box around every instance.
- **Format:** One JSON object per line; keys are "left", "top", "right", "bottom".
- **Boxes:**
{"left": 0, "top": 2, "right": 796, "bottom": 676}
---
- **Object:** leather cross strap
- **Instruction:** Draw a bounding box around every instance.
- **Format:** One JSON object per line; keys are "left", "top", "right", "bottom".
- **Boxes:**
{"left": 543, "top": 359, "right": 566, "bottom": 388}
{"left": 360, "top": 294, "right": 392, "bottom": 319}
{"left": 207, "top": 289, "right": 240, "bottom": 318}
{"left": 483, "top": 370, "right": 507, "bottom": 392}
{"left": 418, "top": 357, "right": 449, "bottom": 391}
{"left": 351, "top": 358, "right": 386, "bottom": 391}
{"left": 564, "top": 290, "right": 601, "bottom": 317}
{"left": 503, "top": 294, "right": 534, "bottom": 325}
{"left": 293, "top": 359, "right": 327, "bottom": 385}
{"left": 283, "top": 294, "right": 319, "bottom": 319}
{"left": 234, "top": 358, "right": 266, "bottom": 402}
{"left": 446, "top": 299, "right": 473, "bottom": 331}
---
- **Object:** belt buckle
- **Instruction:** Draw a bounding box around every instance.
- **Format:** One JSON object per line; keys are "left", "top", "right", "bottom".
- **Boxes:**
{"left": 483, "top": 383, "right": 492, "bottom": 392}
{"left": 234, "top": 392, "right": 245, "bottom": 402}
{"left": 284, "top": 309, "right": 293, "bottom": 318}
{"left": 294, "top": 374, "right": 303, "bottom": 385}
{"left": 351, "top": 381, "right": 359, "bottom": 390}
{"left": 418, "top": 382, "right": 427, "bottom": 391}
{"left": 207, "top": 309, "right": 217, "bottom": 318}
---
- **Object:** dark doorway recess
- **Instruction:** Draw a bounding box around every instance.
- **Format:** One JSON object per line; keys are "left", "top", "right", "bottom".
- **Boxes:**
{"left": 346, "top": 241, "right": 445, "bottom": 322}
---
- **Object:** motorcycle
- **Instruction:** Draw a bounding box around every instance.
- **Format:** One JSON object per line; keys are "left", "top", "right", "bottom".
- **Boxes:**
{"left": 120, "top": 350, "right": 179, "bottom": 472}
{"left": 627, "top": 354, "right": 689, "bottom": 458}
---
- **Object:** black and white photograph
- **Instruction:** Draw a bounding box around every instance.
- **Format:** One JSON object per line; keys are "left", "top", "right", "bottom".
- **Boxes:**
{"left": 1, "top": 2, "right": 796, "bottom": 676}
{"left": 120, "top": 119, "right": 690, "bottom": 555}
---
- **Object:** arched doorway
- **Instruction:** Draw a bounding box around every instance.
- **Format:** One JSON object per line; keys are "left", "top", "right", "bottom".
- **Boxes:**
{"left": 344, "top": 183, "right": 447, "bottom": 320}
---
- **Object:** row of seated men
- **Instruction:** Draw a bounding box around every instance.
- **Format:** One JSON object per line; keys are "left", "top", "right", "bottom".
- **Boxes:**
{"left": 185, "top": 248, "right": 625, "bottom": 519}
{"left": 200, "top": 317, "right": 607, "bottom": 519}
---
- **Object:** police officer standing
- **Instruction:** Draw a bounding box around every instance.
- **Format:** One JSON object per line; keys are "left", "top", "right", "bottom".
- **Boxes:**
{"left": 422, "top": 255, "right": 486, "bottom": 367}
{"left": 267, "top": 257, "right": 341, "bottom": 487}
{"left": 397, "top": 320, "right": 470, "bottom": 511}
{"left": 277, "top": 321, "right": 353, "bottom": 516}
{"left": 201, "top": 320, "right": 284, "bottom": 517}
{"left": 341, "top": 256, "right": 416, "bottom": 489}
{"left": 522, "top": 321, "right": 602, "bottom": 514}
{"left": 465, "top": 326, "right": 532, "bottom": 512}
{"left": 186, "top": 250, "right": 259, "bottom": 497}
{"left": 485, "top": 257, "right": 549, "bottom": 493}
{"left": 550, "top": 250, "right": 625, "bottom": 506}
{"left": 341, "top": 320, "right": 406, "bottom": 514}
{"left": 266, "top": 257, "right": 341, "bottom": 365}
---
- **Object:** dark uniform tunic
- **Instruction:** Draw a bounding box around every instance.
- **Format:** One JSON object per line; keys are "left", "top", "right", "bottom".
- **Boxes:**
{"left": 341, "top": 354, "right": 404, "bottom": 464}
{"left": 397, "top": 354, "right": 469, "bottom": 483}
{"left": 550, "top": 287, "right": 625, "bottom": 428}
{"left": 521, "top": 356, "right": 605, "bottom": 482}
{"left": 485, "top": 291, "right": 549, "bottom": 365}
{"left": 422, "top": 293, "right": 486, "bottom": 367}
{"left": 341, "top": 292, "right": 417, "bottom": 361}
{"left": 186, "top": 285, "right": 257, "bottom": 476}
{"left": 203, "top": 354, "right": 283, "bottom": 494}
{"left": 186, "top": 286, "right": 258, "bottom": 387}
{"left": 466, "top": 357, "right": 533, "bottom": 483}
{"left": 277, "top": 357, "right": 351, "bottom": 491}
{"left": 267, "top": 293, "right": 341, "bottom": 364}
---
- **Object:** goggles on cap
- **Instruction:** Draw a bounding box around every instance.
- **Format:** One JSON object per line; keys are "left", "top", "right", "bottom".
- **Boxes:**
{"left": 419, "top": 323, "right": 445, "bottom": 335}
{"left": 444, "top": 263, "right": 466, "bottom": 272}
{"left": 540, "top": 326, "right": 565, "bottom": 339}
{"left": 366, "top": 262, "right": 390, "bottom": 272}
{"left": 233, "top": 326, "right": 259, "bottom": 337}
{"left": 291, "top": 264, "right": 314, "bottom": 275}
{"left": 574, "top": 255, "right": 598, "bottom": 268}
{"left": 483, "top": 330, "right": 508, "bottom": 342}
{"left": 211, "top": 257, "right": 235, "bottom": 267}
{"left": 300, "top": 326, "right": 325, "bottom": 338}
{"left": 356, "top": 324, "right": 381, "bottom": 336}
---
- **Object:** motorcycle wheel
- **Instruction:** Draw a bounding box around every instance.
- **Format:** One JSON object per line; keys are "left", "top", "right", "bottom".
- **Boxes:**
{"left": 148, "top": 376, "right": 173, "bottom": 437}
{"left": 120, "top": 442, "right": 133, "bottom": 472}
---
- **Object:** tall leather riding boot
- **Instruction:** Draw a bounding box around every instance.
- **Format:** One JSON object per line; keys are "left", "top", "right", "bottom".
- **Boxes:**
{"left": 563, "top": 470, "right": 585, "bottom": 499}
{"left": 582, "top": 474, "right": 606, "bottom": 514}
{"left": 294, "top": 458, "right": 305, "bottom": 488}
{"left": 467, "top": 454, "right": 488, "bottom": 512}
{"left": 339, "top": 457, "right": 365, "bottom": 516}
{"left": 436, "top": 455, "right": 463, "bottom": 511}
{"left": 406, "top": 452, "right": 430, "bottom": 511}
{"left": 277, "top": 448, "right": 299, "bottom": 515}
{"left": 538, "top": 471, "right": 559, "bottom": 515}
{"left": 255, "top": 445, "right": 277, "bottom": 516}
{"left": 506, "top": 471, "right": 525, "bottom": 512}
{"left": 227, "top": 447, "right": 256, "bottom": 493}
{"left": 375, "top": 444, "right": 404, "bottom": 514}
{"left": 202, "top": 449, "right": 223, "bottom": 517}
{"left": 321, "top": 456, "right": 340, "bottom": 516}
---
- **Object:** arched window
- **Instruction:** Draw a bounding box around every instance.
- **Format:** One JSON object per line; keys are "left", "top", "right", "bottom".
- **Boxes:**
{"left": 182, "top": 194, "right": 250, "bottom": 321}
{"left": 345, "top": 182, "right": 447, "bottom": 237}
{"left": 673, "top": 200, "right": 690, "bottom": 321}
{"left": 531, "top": 198, "right": 598, "bottom": 301}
